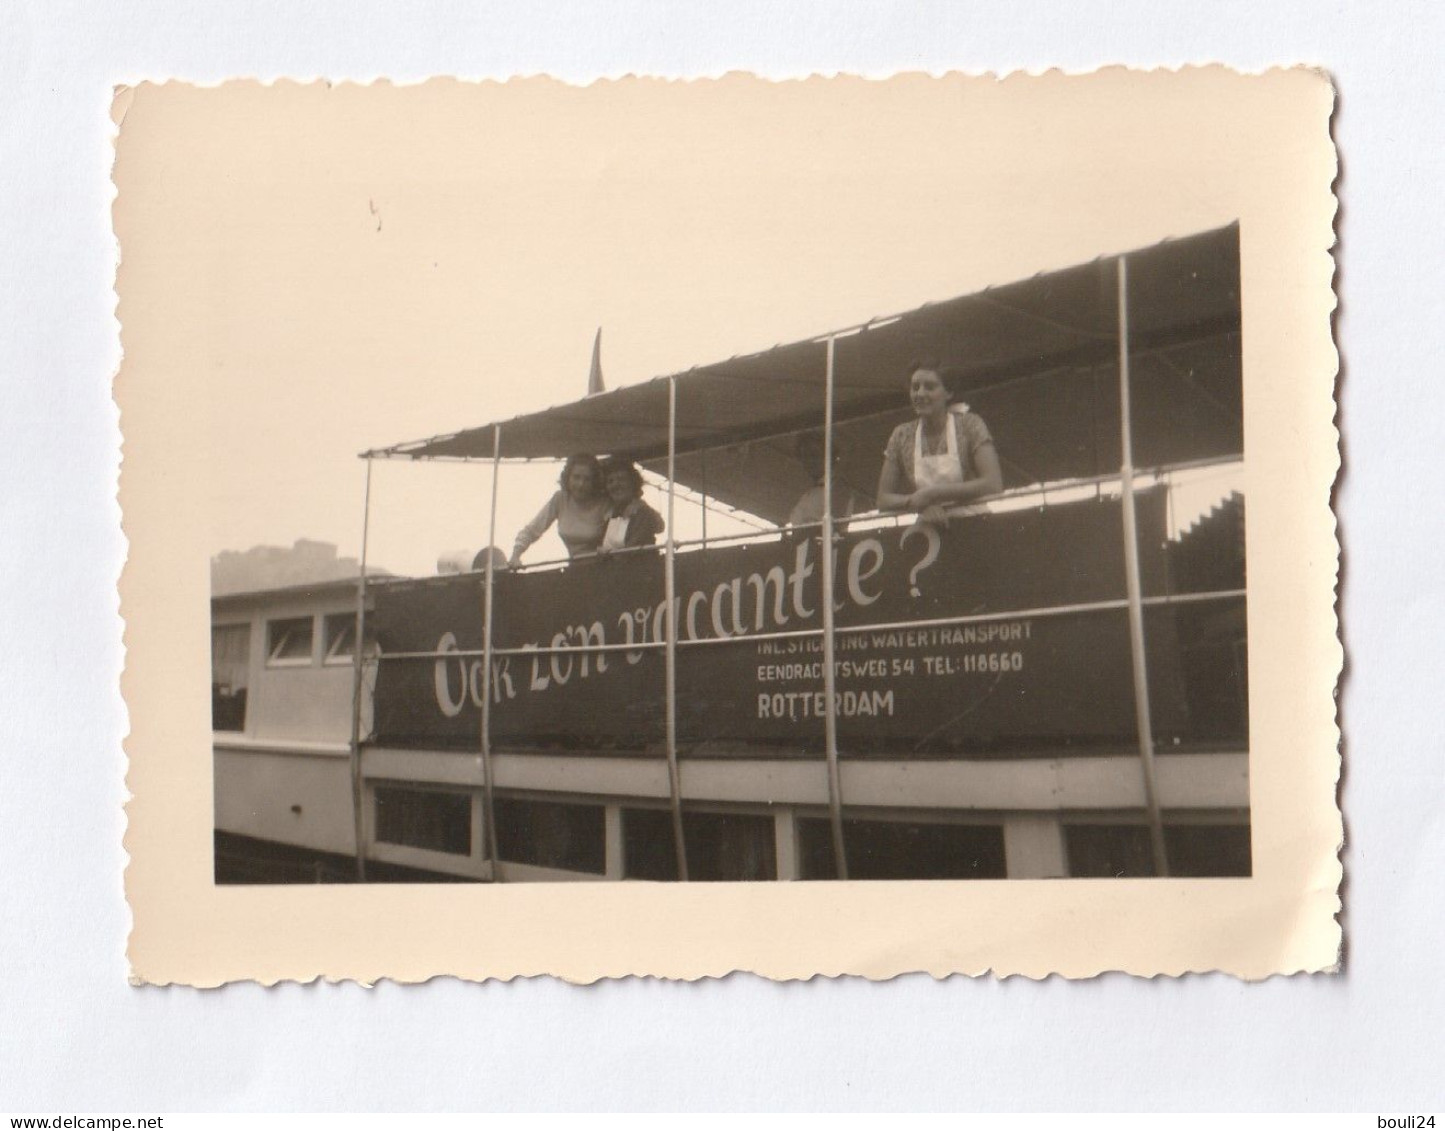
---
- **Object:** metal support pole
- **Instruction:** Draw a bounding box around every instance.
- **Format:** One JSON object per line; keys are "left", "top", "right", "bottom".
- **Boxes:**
{"left": 478, "top": 424, "right": 504, "bottom": 881}
{"left": 664, "top": 377, "right": 689, "bottom": 881}
{"left": 347, "top": 457, "right": 374, "bottom": 882}
{"left": 820, "top": 335, "right": 849, "bottom": 879}
{"left": 699, "top": 450, "right": 708, "bottom": 548}
{"left": 1117, "top": 256, "right": 1170, "bottom": 876}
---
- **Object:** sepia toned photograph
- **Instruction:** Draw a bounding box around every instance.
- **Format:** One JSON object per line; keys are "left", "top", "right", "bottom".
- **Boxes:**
{"left": 212, "top": 229, "right": 1247, "bottom": 886}
{"left": 18, "top": 0, "right": 1445, "bottom": 1109}
{"left": 116, "top": 71, "right": 1339, "bottom": 981}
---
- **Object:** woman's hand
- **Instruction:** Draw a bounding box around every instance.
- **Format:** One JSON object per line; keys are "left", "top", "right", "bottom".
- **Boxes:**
{"left": 918, "top": 504, "right": 950, "bottom": 528}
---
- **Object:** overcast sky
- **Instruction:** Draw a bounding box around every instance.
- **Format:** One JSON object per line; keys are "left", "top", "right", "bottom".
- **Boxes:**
{"left": 119, "top": 76, "right": 1256, "bottom": 579}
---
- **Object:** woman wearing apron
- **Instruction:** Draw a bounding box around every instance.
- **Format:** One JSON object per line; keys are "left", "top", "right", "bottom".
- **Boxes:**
{"left": 876, "top": 362, "right": 1003, "bottom": 526}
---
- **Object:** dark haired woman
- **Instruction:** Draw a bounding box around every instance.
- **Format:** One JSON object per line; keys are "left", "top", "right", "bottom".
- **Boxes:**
{"left": 511, "top": 454, "right": 610, "bottom": 562}
{"left": 876, "top": 362, "right": 1002, "bottom": 526}
{"left": 598, "top": 457, "right": 665, "bottom": 550}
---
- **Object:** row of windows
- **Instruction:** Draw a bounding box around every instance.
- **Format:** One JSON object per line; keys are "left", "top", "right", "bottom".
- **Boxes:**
{"left": 370, "top": 786, "right": 1252, "bottom": 880}
{"left": 213, "top": 614, "right": 373, "bottom": 678}
{"left": 211, "top": 615, "right": 379, "bottom": 731}
{"left": 264, "top": 614, "right": 376, "bottom": 667}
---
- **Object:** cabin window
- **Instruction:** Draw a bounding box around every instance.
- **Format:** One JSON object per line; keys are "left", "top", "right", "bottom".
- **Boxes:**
{"left": 1064, "top": 822, "right": 1251, "bottom": 878}
{"left": 1165, "top": 823, "right": 1251, "bottom": 876}
{"left": 622, "top": 807, "right": 777, "bottom": 882}
{"left": 323, "top": 612, "right": 378, "bottom": 665}
{"left": 266, "top": 616, "right": 315, "bottom": 666}
{"left": 797, "top": 817, "right": 1006, "bottom": 880}
{"left": 211, "top": 623, "right": 250, "bottom": 732}
{"left": 373, "top": 785, "right": 472, "bottom": 856}
{"left": 493, "top": 798, "right": 605, "bottom": 874}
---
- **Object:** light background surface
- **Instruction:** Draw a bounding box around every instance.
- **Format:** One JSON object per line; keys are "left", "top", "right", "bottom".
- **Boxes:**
{"left": 114, "top": 76, "right": 1255, "bottom": 579}
{"left": 116, "top": 71, "right": 1339, "bottom": 986}
{"left": 2, "top": 0, "right": 1442, "bottom": 1112}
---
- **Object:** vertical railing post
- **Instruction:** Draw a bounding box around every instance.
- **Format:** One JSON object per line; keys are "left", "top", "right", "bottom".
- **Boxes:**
{"left": 478, "top": 424, "right": 504, "bottom": 881}
{"left": 699, "top": 450, "right": 708, "bottom": 548}
{"left": 1117, "top": 256, "right": 1170, "bottom": 876}
{"left": 664, "top": 377, "right": 689, "bottom": 881}
{"left": 821, "top": 336, "right": 849, "bottom": 879}
{"left": 347, "top": 456, "right": 374, "bottom": 882}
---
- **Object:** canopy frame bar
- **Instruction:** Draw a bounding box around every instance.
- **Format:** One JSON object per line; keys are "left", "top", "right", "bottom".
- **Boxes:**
{"left": 664, "top": 376, "right": 689, "bottom": 881}
{"left": 820, "top": 334, "right": 849, "bottom": 879}
{"left": 1117, "top": 255, "right": 1170, "bottom": 877}
{"left": 346, "top": 456, "right": 374, "bottom": 882}
{"left": 478, "top": 423, "right": 503, "bottom": 880}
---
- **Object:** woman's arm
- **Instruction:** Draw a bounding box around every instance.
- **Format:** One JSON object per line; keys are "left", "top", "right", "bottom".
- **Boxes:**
{"left": 511, "top": 492, "right": 561, "bottom": 561}
{"left": 908, "top": 441, "right": 1002, "bottom": 508}
{"left": 876, "top": 461, "right": 915, "bottom": 512}
{"left": 875, "top": 429, "right": 915, "bottom": 512}
{"left": 624, "top": 502, "right": 665, "bottom": 548}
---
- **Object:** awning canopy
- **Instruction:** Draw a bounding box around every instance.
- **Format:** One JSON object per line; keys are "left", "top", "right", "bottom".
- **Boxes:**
{"left": 369, "top": 224, "right": 1241, "bottom": 525}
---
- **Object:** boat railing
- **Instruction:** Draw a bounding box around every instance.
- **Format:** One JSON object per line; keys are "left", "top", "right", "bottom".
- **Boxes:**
{"left": 373, "top": 589, "right": 1245, "bottom": 664}
{"left": 471, "top": 451, "right": 1241, "bottom": 577}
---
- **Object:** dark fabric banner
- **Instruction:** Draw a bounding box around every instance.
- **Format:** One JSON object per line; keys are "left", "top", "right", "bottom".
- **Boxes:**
{"left": 371, "top": 490, "right": 1189, "bottom": 755}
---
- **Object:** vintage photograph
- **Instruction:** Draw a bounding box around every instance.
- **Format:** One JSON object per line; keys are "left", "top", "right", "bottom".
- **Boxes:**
{"left": 117, "top": 71, "right": 1338, "bottom": 980}
{"left": 212, "top": 230, "right": 1247, "bottom": 885}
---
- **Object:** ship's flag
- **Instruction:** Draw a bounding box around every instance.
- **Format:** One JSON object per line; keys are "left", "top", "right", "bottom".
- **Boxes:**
{"left": 587, "top": 327, "right": 605, "bottom": 395}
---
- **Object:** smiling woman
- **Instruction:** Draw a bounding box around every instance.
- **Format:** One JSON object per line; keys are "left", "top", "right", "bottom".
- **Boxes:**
{"left": 510, "top": 454, "right": 609, "bottom": 562}
{"left": 599, "top": 457, "right": 665, "bottom": 551}
{"left": 876, "top": 360, "right": 1004, "bottom": 527}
